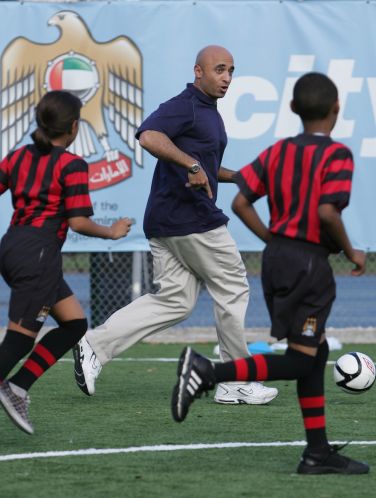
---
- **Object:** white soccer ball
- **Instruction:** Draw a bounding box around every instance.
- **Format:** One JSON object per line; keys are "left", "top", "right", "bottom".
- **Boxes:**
{"left": 333, "top": 352, "right": 376, "bottom": 394}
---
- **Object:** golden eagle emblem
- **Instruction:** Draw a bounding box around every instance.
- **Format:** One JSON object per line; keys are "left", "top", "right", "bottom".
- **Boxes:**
{"left": 1, "top": 10, "right": 143, "bottom": 189}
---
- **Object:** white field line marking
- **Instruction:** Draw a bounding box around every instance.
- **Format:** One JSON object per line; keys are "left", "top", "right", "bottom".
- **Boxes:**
{"left": 61, "top": 358, "right": 195, "bottom": 363}
{"left": 61, "top": 358, "right": 338, "bottom": 365}
{"left": 0, "top": 441, "right": 375, "bottom": 462}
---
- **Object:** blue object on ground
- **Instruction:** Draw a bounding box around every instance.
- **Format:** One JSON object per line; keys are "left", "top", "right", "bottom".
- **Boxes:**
{"left": 248, "top": 341, "right": 273, "bottom": 354}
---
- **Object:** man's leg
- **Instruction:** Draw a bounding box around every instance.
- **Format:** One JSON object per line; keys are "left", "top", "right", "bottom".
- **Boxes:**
{"left": 74, "top": 238, "right": 201, "bottom": 395}
{"left": 169, "top": 226, "right": 250, "bottom": 361}
{"left": 167, "top": 226, "right": 278, "bottom": 404}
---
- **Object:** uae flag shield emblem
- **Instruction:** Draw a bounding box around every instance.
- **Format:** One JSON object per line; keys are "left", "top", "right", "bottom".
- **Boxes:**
{"left": 45, "top": 53, "right": 99, "bottom": 103}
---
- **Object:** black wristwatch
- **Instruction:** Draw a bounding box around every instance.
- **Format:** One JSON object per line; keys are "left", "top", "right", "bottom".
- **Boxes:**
{"left": 188, "top": 163, "right": 201, "bottom": 174}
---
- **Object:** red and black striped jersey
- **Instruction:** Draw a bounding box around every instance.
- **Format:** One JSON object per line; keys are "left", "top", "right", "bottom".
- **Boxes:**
{"left": 236, "top": 134, "right": 354, "bottom": 247}
{"left": 0, "top": 145, "right": 94, "bottom": 241}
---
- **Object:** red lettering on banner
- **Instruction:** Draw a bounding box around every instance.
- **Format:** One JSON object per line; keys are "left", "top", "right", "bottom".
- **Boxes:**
{"left": 89, "top": 153, "right": 132, "bottom": 191}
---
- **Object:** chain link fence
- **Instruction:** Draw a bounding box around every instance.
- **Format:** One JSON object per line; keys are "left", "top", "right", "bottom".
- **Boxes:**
{"left": 60, "top": 251, "right": 376, "bottom": 331}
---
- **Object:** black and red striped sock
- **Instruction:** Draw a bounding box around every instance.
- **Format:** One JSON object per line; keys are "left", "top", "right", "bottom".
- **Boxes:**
{"left": 11, "top": 342, "right": 58, "bottom": 389}
{"left": 297, "top": 340, "right": 329, "bottom": 449}
{"left": 0, "top": 329, "right": 35, "bottom": 382}
{"left": 214, "top": 347, "right": 315, "bottom": 382}
{"left": 9, "top": 319, "right": 87, "bottom": 391}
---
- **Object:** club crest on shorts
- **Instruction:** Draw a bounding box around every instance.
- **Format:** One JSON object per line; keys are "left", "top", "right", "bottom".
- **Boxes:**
{"left": 301, "top": 317, "right": 317, "bottom": 337}
{"left": 36, "top": 306, "right": 51, "bottom": 323}
{"left": 0, "top": 10, "right": 144, "bottom": 191}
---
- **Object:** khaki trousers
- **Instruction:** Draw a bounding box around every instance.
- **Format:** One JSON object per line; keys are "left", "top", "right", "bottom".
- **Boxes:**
{"left": 87, "top": 225, "right": 250, "bottom": 364}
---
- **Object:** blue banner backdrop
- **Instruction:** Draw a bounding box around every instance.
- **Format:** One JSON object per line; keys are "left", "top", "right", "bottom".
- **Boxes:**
{"left": 0, "top": 1, "right": 375, "bottom": 251}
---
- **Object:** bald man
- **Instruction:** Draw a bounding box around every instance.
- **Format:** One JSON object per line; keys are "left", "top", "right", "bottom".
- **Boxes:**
{"left": 73, "top": 46, "right": 278, "bottom": 406}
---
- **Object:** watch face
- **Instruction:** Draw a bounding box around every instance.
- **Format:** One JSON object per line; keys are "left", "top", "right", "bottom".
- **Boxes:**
{"left": 189, "top": 164, "right": 200, "bottom": 173}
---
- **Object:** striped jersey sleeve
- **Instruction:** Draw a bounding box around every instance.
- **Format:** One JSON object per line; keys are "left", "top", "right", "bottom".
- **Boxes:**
{"left": 319, "top": 145, "right": 354, "bottom": 210}
{"left": 60, "top": 158, "right": 94, "bottom": 218}
{"left": 0, "top": 146, "right": 26, "bottom": 195}
{"left": 0, "top": 156, "right": 10, "bottom": 194}
{"left": 235, "top": 147, "right": 270, "bottom": 203}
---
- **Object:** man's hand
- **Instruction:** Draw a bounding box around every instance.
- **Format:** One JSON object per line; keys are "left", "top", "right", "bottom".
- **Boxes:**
{"left": 186, "top": 168, "right": 213, "bottom": 199}
{"left": 139, "top": 131, "right": 214, "bottom": 199}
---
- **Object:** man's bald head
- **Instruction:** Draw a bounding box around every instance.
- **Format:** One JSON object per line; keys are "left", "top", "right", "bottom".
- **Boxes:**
{"left": 193, "top": 45, "right": 234, "bottom": 100}
{"left": 195, "top": 45, "right": 233, "bottom": 67}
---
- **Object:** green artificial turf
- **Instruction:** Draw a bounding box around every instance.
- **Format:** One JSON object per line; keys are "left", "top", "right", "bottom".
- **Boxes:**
{"left": 0, "top": 343, "right": 375, "bottom": 498}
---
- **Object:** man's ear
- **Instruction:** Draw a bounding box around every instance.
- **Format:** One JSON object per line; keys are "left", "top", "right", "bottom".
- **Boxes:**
{"left": 194, "top": 64, "right": 203, "bottom": 79}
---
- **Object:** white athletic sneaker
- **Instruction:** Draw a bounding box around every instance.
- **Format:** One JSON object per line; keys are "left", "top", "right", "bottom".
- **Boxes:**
{"left": 214, "top": 382, "right": 278, "bottom": 405}
{"left": 0, "top": 380, "right": 33, "bottom": 434}
{"left": 73, "top": 336, "right": 102, "bottom": 396}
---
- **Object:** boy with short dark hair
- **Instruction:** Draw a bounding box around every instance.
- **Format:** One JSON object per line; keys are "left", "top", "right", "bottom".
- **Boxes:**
{"left": 171, "top": 72, "right": 369, "bottom": 475}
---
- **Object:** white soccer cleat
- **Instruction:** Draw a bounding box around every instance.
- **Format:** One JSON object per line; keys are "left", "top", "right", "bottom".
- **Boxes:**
{"left": 73, "top": 336, "right": 102, "bottom": 396}
{"left": 214, "top": 382, "right": 278, "bottom": 405}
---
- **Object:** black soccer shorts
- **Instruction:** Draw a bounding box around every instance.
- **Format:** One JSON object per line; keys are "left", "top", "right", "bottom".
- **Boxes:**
{"left": 0, "top": 226, "right": 73, "bottom": 332}
{"left": 261, "top": 235, "right": 335, "bottom": 348}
